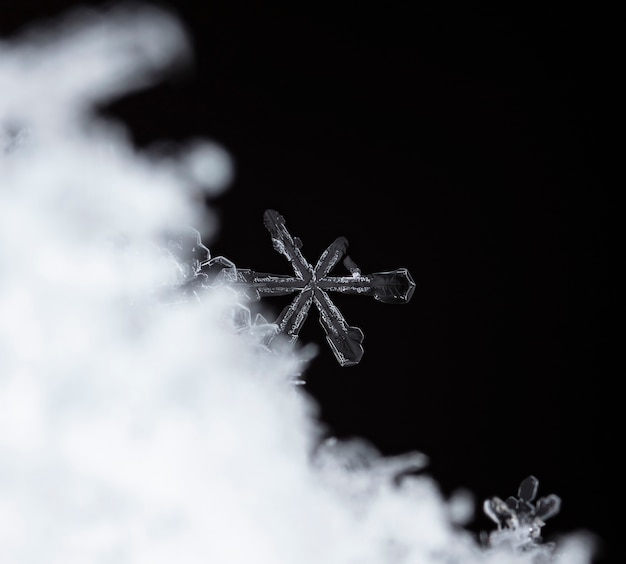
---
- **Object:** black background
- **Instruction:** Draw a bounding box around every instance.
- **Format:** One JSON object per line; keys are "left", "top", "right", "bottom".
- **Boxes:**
{"left": 2, "top": 2, "right": 611, "bottom": 562}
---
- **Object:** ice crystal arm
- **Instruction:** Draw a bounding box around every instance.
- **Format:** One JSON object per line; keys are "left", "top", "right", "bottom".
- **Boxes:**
{"left": 535, "top": 494, "right": 561, "bottom": 522}
{"left": 313, "top": 237, "right": 349, "bottom": 279}
{"left": 263, "top": 209, "right": 312, "bottom": 281}
{"left": 518, "top": 475, "right": 539, "bottom": 503}
{"left": 313, "top": 288, "right": 365, "bottom": 366}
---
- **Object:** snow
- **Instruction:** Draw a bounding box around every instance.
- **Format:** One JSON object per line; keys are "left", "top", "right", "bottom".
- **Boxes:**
{"left": 0, "top": 4, "right": 595, "bottom": 563}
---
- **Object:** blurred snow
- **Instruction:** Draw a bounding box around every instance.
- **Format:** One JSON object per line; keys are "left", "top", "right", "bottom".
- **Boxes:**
{"left": 0, "top": 4, "right": 595, "bottom": 563}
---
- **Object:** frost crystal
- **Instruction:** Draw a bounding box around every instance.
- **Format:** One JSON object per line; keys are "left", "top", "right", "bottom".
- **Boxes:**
{"left": 483, "top": 475, "right": 562, "bottom": 556}
{"left": 181, "top": 209, "right": 416, "bottom": 366}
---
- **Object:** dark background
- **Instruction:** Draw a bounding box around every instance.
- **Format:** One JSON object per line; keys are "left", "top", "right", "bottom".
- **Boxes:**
{"left": 2, "top": 2, "right": 610, "bottom": 562}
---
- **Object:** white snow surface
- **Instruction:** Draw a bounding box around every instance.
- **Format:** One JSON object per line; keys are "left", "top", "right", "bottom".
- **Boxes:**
{"left": 0, "top": 4, "right": 595, "bottom": 563}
